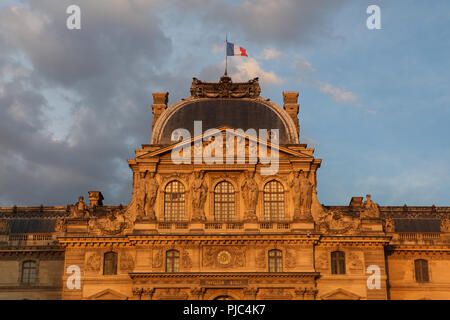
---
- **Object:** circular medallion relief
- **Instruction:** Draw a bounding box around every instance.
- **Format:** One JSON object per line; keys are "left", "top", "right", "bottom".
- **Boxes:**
{"left": 217, "top": 250, "right": 232, "bottom": 266}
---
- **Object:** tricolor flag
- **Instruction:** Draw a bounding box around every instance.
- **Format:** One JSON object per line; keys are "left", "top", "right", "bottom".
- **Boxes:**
{"left": 226, "top": 42, "right": 248, "bottom": 57}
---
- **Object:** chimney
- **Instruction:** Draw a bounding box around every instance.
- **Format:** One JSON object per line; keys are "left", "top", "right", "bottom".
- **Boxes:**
{"left": 152, "top": 92, "right": 169, "bottom": 133}
{"left": 88, "top": 191, "right": 104, "bottom": 207}
{"left": 282, "top": 91, "right": 300, "bottom": 135}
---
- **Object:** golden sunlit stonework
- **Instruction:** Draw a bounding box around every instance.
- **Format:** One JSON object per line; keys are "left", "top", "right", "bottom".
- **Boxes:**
{"left": 1, "top": 76, "right": 450, "bottom": 300}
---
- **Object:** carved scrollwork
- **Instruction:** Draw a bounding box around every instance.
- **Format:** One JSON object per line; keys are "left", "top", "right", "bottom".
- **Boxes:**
{"left": 203, "top": 246, "right": 246, "bottom": 268}
{"left": 190, "top": 76, "right": 261, "bottom": 99}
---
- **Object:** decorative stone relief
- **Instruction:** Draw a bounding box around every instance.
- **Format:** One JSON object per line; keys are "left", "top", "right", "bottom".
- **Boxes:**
{"left": 120, "top": 252, "right": 135, "bottom": 272}
{"left": 190, "top": 76, "right": 261, "bottom": 99}
{"left": 255, "top": 250, "right": 266, "bottom": 268}
{"left": 88, "top": 208, "right": 130, "bottom": 235}
{"left": 203, "top": 246, "right": 246, "bottom": 268}
{"left": 152, "top": 249, "right": 163, "bottom": 269}
{"left": 316, "top": 208, "right": 361, "bottom": 235}
{"left": 182, "top": 250, "right": 193, "bottom": 269}
{"left": 316, "top": 253, "right": 329, "bottom": 271}
{"left": 85, "top": 253, "right": 101, "bottom": 272}
{"left": 348, "top": 253, "right": 364, "bottom": 274}
{"left": 286, "top": 249, "right": 297, "bottom": 269}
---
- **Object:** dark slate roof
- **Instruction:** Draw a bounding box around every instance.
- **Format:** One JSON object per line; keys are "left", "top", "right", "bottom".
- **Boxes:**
{"left": 394, "top": 219, "right": 441, "bottom": 233}
{"left": 9, "top": 219, "right": 56, "bottom": 234}
{"left": 158, "top": 99, "right": 291, "bottom": 144}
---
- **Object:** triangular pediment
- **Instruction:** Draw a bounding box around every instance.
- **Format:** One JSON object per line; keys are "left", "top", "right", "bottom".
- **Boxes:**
{"left": 87, "top": 289, "right": 128, "bottom": 300}
{"left": 320, "top": 288, "right": 361, "bottom": 300}
{"left": 138, "top": 126, "right": 312, "bottom": 160}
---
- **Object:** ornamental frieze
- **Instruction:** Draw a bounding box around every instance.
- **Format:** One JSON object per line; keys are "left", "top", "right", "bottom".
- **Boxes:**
{"left": 190, "top": 76, "right": 261, "bottom": 99}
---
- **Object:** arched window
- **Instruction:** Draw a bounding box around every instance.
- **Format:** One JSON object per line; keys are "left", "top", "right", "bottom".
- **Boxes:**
{"left": 415, "top": 259, "right": 429, "bottom": 282}
{"left": 268, "top": 249, "right": 283, "bottom": 272}
{"left": 331, "top": 251, "right": 345, "bottom": 274}
{"left": 214, "top": 181, "right": 235, "bottom": 222}
{"left": 263, "top": 180, "right": 285, "bottom": 221}
{"left": 166, "top": 250, "right": 180, "bottom": 272}
{"left": 21, "top": 260, "right": 37, "bottom": 284}
{"left": 103, "top": 252, "right": 118, "bottom": 275}
{"left": 164, "top": 181, "right": 185, "bottom": 221}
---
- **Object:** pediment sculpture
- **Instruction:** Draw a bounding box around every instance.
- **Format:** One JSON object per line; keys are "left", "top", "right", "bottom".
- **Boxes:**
{"left": 69, "top": 196, "right": 90, "bottom": 219}
{"left": 88, "top": 208, "right": 131, "bottom": 235}
{"left": 360, "top": 194, "right": 380, "bottom": 219}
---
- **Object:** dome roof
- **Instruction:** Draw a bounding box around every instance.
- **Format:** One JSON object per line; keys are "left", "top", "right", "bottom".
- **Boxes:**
{"left": 151, "top": 76, "right": 299, "bottom": 145}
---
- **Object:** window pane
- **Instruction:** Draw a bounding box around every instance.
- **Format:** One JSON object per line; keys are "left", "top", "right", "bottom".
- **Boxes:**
{"left": 104, "top": 252, "right": 117, "bottom": 275}
{"left": 21, "top": 261, "right": 37, "bottom": 284}
{"left": 264, "top": 181, "right": 284, "bottom": 221}
{"left": 164, "top": 181, "right": 185, "bottom": 221}
{"left": 166, "top": 250, "right": 180, "bottom": 272}
{"left": 214, "top": 182, "right": 235, "bottom": 222}
{"left": 268, "top": 250, "right": 282, "bottom": 272}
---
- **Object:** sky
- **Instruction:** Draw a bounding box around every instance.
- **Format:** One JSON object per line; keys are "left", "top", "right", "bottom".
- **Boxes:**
{"left": 0, "top": 0, "right": 449, "bottom": 207}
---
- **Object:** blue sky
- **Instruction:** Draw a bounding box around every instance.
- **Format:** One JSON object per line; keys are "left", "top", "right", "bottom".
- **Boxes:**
{"left": 0, "top": 0, "right": 449, "bottom": 206}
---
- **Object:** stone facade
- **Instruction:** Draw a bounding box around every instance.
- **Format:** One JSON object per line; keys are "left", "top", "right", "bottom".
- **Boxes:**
{"left": 0, "top": 76, "right": 449, "bottom": 300}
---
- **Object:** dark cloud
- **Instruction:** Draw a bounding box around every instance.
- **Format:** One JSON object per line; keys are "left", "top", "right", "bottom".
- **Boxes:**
{"left": 167, "top": 0, "right": 349, "bottom": 46}
{"left": 0, "top": 0, "right": 350, "bottom": 206}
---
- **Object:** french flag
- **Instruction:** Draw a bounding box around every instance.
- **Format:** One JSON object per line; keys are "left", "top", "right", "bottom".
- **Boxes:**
{"left": 227, "top": 42, "right": 248, "bottom": 57}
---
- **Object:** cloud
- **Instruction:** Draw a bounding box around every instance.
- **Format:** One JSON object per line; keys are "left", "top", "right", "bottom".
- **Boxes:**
{"left": 233, "top": 58, "right": 284, "bottom": 85}
{"left": 259, "top": 48, "right": 283, "bottom": 60}
{"left": 319, "top": 82, "right": 358, "bottom": 103}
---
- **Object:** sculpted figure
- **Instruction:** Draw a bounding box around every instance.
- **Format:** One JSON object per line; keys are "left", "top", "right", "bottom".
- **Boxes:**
{"left": 55, "top": 217, "right": 67, "bottom": 233}
{"left": 192, "top": 171, "right": 208, "bottom": 221}
{"left": 135, "top": 171, "right": 158, "bottom": 220}
{"left": 135, "top": 172, "right": 147, "bottom": 218}
{"left": 241, "top": 171, "right": 258, "bottom": 221}
{"left": 441, "top": 217, "right": 450, "bottom": 233}
{"left": 360, "top": 194, "right": 380, "bottom": 219}
{"left": 69, "top": 196, "right": 89, "bottom": 219}
{"left": 384, "top": 217, "right": 395, "bottom": 233}
{"left": 144, "top": 172, "right": 159, "bottom": 220}
{"left": 290, "top": 170, "right": 313, "bottom": 220}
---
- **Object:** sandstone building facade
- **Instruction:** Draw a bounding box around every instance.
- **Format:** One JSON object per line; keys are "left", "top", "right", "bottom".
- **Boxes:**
{"left": 1, "top": 76, "right": 449, "bottom": 300}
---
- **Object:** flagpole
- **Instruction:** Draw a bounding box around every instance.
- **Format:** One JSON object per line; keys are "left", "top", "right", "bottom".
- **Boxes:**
{"left": 225, "top": 34, "right": 228, "bottom": 76}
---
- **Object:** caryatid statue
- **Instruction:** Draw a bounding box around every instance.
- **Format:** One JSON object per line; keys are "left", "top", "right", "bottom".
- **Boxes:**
{"left": 290, "top": 170, "right": 313, "bottom": 220}
{"left": 241, "top": 171, "right": 259, "bottom": 221}
{"left": 360, "top": 194, "right": 380, "bottom": 219}
{"left": 191, "top": 171, "right": 208, "bottom": 221}
{"left": 135, "top": 171, "right": 159, "bottom": 220}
